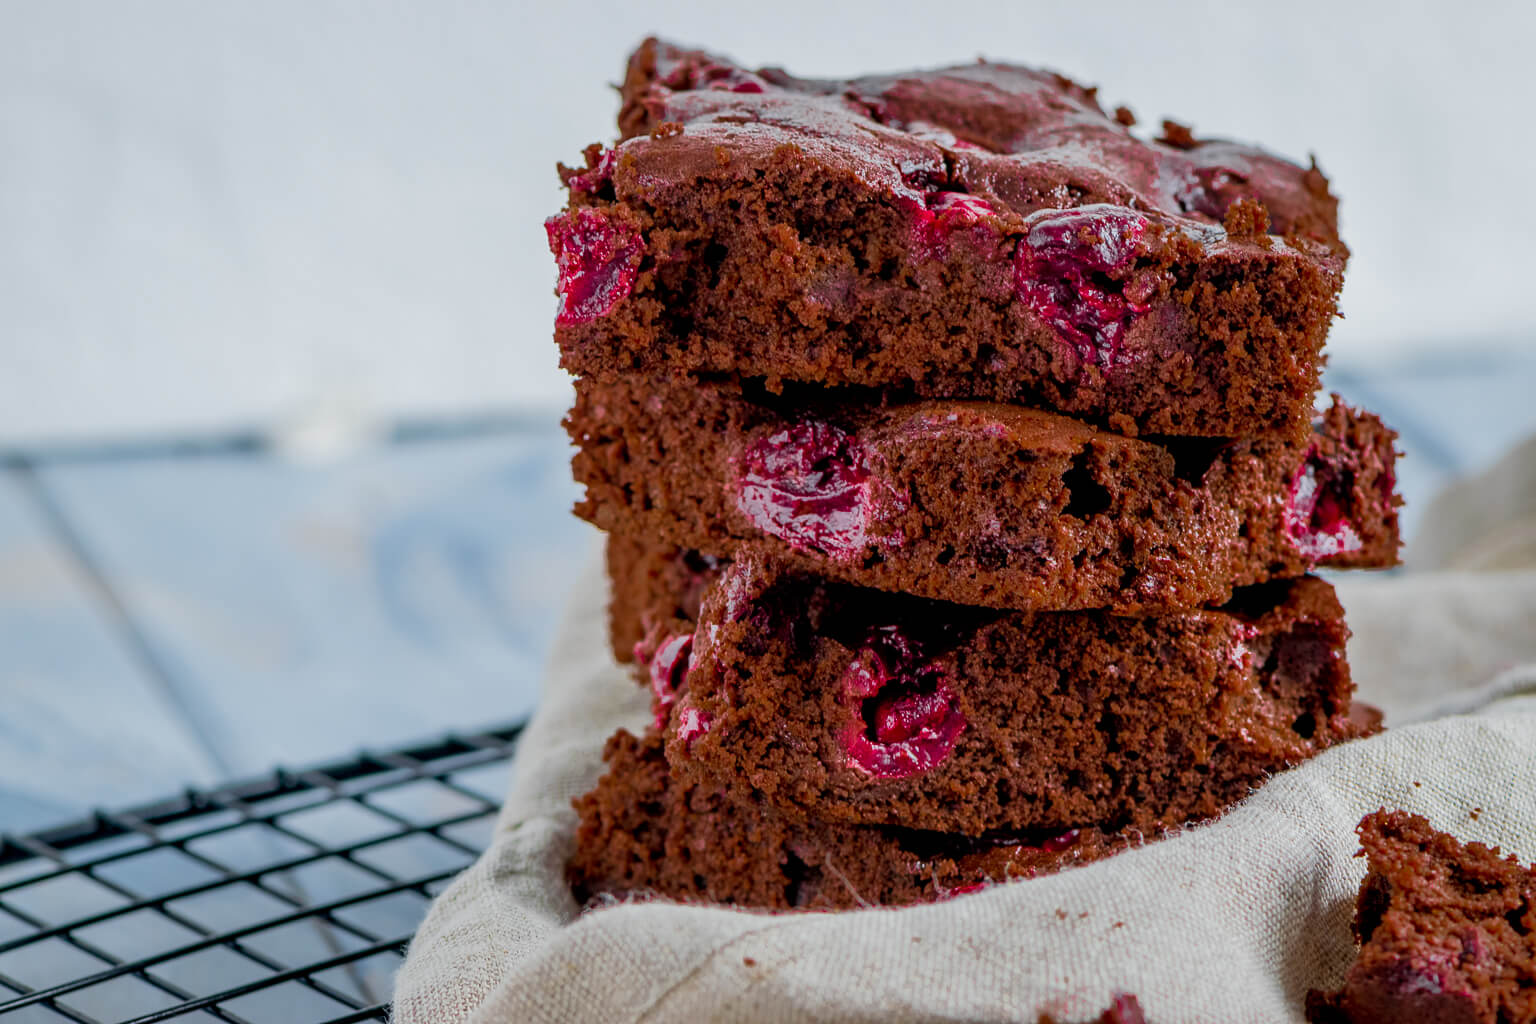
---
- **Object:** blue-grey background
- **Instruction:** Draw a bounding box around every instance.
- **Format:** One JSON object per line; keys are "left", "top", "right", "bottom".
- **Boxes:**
{"left": 3, "top": 2, "right": 1536, "bottom": 834}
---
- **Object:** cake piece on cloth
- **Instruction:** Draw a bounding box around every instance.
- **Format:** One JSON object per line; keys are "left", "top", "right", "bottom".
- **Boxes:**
{"left": 631, "top": 552, "right": 1377, "bottom": 836}
{"left": 568, "top": 728, "right": 1147, "bottom": 912}
{"left": 1307, "top": 810, "right": 1536, "bottom": 1024}
{"left": 551, "top": 38, "right": 1346, "bottom": 439}
{"left": 571, "top": 377, "right": 1401, "bottom": 614}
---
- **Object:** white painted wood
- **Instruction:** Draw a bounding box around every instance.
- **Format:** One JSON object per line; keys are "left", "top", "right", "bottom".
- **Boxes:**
{"left": 0, "top": 472, "right": 216, "bottom": 832}
{"left": 36, "top": 428, "right": 595, "bottom": 777}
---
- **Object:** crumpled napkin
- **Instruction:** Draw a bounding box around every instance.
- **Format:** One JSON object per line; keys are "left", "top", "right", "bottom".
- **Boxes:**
{"left": 393, "top": 438, "right": 1536, "bottom": 1024}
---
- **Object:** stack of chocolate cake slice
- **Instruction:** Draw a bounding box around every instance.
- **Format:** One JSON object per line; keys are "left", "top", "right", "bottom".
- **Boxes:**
{"left": 550, "top": 38, "right": 1402, "bottom": 911}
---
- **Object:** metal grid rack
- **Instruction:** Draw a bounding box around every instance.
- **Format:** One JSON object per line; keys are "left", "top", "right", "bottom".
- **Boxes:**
{"left": 0, "top": 724, "right": 522, "bottom": 1023}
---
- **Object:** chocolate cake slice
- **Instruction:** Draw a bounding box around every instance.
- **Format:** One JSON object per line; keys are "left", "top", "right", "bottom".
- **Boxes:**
{"left": 570, "top": 376, "right": 1400, "bottom": 614}
{"left": 569, "top": 728, "right": 1145, "bottom": 912}
{"left": 550, "top": 38, "right": 1346, "bottom": 439}
{"left": 622, "top": 550, "right": 1376, "bottom": 836}
{"left": 1307, "top": 810, "right": 1536, "bottom": 1024}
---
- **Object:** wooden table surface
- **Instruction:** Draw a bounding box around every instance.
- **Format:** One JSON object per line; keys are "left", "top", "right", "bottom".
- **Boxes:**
{"left": 3, "top": 354, "right": 1535, "bottom": 835}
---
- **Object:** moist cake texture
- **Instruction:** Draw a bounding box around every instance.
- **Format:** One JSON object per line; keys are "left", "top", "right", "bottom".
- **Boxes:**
{"left": 1307, "top": 810, "right": 1536, "bottom": 1024}
{"left": 570, "top": 376, "right": 1400, "bottom": 614}
{"left": 569, "top": 728, "right": 1145, "bottom": 912}
{"left": 629, "top": 551, "right": 1376, "bottom": 835}
{"left": 550, "top": 38, "right": 1347, "bottom": 439}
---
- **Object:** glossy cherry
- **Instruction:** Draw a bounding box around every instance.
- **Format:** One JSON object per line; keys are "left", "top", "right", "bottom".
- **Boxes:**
{"left": 838, "top": 626, "right": 965, "bottom": 780}
{"left": 647, "top": 633, "right": 693, "bottom": 729}
{"left": 545, "top": 208, "right": 643, "bottom": 325}
{"left": 736, "top": 421, "right": 882, "bottom": 560}
{"left": 1014, "top": 206, "right": 1152, "bottom": 369}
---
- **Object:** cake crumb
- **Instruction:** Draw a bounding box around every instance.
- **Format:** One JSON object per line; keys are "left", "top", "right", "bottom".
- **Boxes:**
{"left": 742, "top": 957, "right": 756, "bottom": 967}
{"left": 1158, "top": 119, "right": 1197, "bottom": 149}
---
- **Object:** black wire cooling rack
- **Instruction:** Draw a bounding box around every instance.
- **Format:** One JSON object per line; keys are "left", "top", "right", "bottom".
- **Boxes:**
{"left": 0, "top": 723, "right": 523, "bottom": 1023}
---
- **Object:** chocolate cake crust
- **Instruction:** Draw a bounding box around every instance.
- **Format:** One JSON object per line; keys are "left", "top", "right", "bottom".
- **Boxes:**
{"left": 571, "top": 377, "right": 1400, "bottom": 615}
{"left": 550, "top": 38, "right": 1347, "bottom": 439}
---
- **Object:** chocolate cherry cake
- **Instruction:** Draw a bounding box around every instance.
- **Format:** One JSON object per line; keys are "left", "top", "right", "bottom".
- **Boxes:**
{"left": 1307, "top": 810, "right": 1536, "bottom": 1024}
{"left": 555, "top": 42, "right": 1405, "bottom": 1013}
{"left": 615, "top": 547, "right": 1377, "bottom": 836}
{"left": 570, "top": 377, "right": 1400, "bottom": 614}
{"left": 551, "top": 38, "right": 1347, "bottom": 439}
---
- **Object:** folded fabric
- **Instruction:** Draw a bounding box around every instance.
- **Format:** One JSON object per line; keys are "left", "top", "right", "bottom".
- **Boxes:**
{"left": 393, "top": 449, "right": 1536, "bottom": 1024}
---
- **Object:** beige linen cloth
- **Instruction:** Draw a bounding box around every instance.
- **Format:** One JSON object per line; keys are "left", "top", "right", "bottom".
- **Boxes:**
{"left": 394, "top": 439, "right": 1536, "bottom": 1024}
